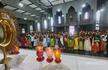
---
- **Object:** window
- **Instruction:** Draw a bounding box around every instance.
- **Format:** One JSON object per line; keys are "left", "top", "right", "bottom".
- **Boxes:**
{"left": 58, "top": 16, "right": 61, "bottom": 24}
{"left": 50, "top": 17, "right": 54, "bottom": 32}
{"left": 30, "top": 25, "right": 33, "bottom": 32}
{"left": 44, "top": 20, "right": 47, "bottom": 29}
{"left": 22, "top": 28, "right": 25, "bottom": 33}
{"left": 51, "top": 17, "right": 54, "bottom": 26}
{"left": 37, "top": 23, "right": 41, "bottom": 32}
{"left": 84, "top": 12, "right": 89, "bottom": 20}
{"left": 96, "top": 10, "right": 101, "bottom": 23}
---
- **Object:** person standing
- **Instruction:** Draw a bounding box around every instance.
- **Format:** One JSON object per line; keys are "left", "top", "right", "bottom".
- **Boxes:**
{"left": 34, "top": 36, "right": 37, "bottom": 47}
{"left": 20, "top": 35, "right": 25, "bottom": 48}
{"left": 94, "top": 32, "right": 101, "bottom": 54}
{"left": 55, "top": 35, "right": 59, "bottom": 46}
{"left": 79, "top": 36, "right": 84, "bottom": 54}
{"left": 43, "top": 35, "right": 47, "bottom": 48}
{"left": 106, "top": 34, "right": 108, "bottom": 56}
{"left": 63, "top": 35, "right": 68, "bottom": 51}
{"left": 60, "top": 35, "right": 64, "bottom": 48}
{"left": 67, "top": 36, "right": 74, "bottom": 53}
{"left": 84, "top": 35, "right": 91, "bottom": 54}
{"left": 74, "top": 35, "right": 79, "bottom": 53}
{"left": 31, "top": 33, "right": 34, "bottom": 48}
{"left": 26, "top": 33, "right": 32, "bottom": 48}
{"left": 50, "top": 35, "right": 55, "bottom": 47}
{"left": 101, "top": 34, "right": 107, "bottom": 54}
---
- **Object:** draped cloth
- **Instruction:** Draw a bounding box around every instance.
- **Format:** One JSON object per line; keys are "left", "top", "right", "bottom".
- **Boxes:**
{"left": 50, "top": 38, "right": 55, "bottom": 47}
{"left": 67, "top": 37, "right": 74, "bottom": 48}
{"left": 79, "top": 38, "right": 84, "bottom": 50}
{"left": 74, "top": 37, "right": 79, "bottom": 50}
{"left": 84, "top": 38, "right": 91, "bottom": 51}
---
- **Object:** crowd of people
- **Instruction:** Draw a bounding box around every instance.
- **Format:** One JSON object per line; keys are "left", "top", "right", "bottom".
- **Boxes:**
{"left": 19, "top": 31, "right": 108, "bottom": 56}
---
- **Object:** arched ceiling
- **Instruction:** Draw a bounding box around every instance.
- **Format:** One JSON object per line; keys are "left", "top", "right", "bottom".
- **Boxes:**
{"left": 41, "top": 0, "right": 76, "bottom": 7}
{"left": 1, "top": 0, "right": 48, "bottom": 20}
{"left": 0, "top": 0, "right": 76, "bottom": 20}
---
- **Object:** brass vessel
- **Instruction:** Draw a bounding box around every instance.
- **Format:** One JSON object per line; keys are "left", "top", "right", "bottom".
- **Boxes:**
{"left": 0, "top": 8, "right": 17, "bottom": 70}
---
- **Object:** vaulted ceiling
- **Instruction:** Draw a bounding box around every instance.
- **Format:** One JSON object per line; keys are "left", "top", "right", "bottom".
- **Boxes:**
{"left": 0, "top": 0, "right": 75, "bottom": 20}
{"left": 41, "top": 0, "right": 75, "bottom": 7}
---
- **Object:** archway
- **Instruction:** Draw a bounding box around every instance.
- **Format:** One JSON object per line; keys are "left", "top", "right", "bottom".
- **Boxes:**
{"left": 80, "top": 3, "right": 94, "bottom": 31}
{"left": 54, "top": 10, "right": 65, "bottom": 32}
{"left": 66, "top": 6, "right": 77, "bottom": 25}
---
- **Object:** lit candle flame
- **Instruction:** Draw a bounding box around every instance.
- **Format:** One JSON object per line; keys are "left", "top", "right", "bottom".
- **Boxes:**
{"left": 55, "top": 49, "right": 61, "bottom": 59}
{"left": 46, "top": 47, "right": 53, "bottom": 58}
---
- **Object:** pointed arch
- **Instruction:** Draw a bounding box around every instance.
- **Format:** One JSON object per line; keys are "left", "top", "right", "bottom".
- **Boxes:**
{"left": 68, "top": 6, "right": 76, "bottom": 13}
{"left": 82, "top": 3, "right": 92, "bottom": 13}
{"left": 66, "top": 6, "right": 77, "bottom": 24}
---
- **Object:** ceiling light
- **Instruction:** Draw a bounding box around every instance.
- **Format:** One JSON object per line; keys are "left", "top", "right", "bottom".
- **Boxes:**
{"left": 40, "top": 10, "right": 44, "bottom": 12}
{"left": 51, "top": 0, "right": 63, "bottom": 5}
{"left": 57, "top": 9, "right": 61, "bottom": 12}
{"left": 24, "top": 12, "right": 31, "bottom": 15}
{"left": 100, "top": 8, "right": 104, "bottom": 12}
{"left": 21, "top": 0, "right": 32, "bottom": 5}
{"left": 18, "top": 3, "right": 24, "bottom": 7}
{"left": 29, "top": 4, "right": 37, "bottom": 8}
{"left": 35, "top": 7, "right": 41, "bottom": 11}
{"left": 16, "top": 9, "right": 25, "bottom": 13}
{"left": 78, "top": 12, "right": 82, "bottom": 15}
{"left": 24, "top": 18, "right": 27, "bottom": 20}
{"left": 62, "top": 15, "right": 64, "bottom": 17}
{"left": 4, "top": 6, "right": 16, "bottom": 10}
{"left": 31, "top": 14, "right": 36, "bottom": 16}
{"left": 82, "top": 4, "right": 86, "bottom": 8}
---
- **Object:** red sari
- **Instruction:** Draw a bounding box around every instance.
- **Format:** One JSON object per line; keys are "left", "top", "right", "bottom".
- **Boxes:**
{"left": 25, "top": 37, "right": 29, "bottom": 47}
{"left": 91, "top": 42, "right": 99, "bottom": 54}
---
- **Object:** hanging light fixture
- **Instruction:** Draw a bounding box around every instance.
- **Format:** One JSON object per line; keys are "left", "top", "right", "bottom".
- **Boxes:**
{"left": 82, "top": 4, "right": 86, "bottom": 8}
{"left": 24, "top": 18, "right": 27, "bottom": 20}
{"left": 18, "top": 2, "right": 24, "bottom": 7}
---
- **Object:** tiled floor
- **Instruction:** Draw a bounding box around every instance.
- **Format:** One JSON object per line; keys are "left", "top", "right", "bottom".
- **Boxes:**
{"left": 0, "top": 49, "right": 108, "bottom": 70}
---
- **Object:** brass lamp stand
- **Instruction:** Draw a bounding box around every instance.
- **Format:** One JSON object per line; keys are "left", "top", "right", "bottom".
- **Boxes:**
{"left": 0, "top": 48, "right": 11, "bottom": 70}
{"left": 0, "top": 10, "right": 17, "bottom": 70}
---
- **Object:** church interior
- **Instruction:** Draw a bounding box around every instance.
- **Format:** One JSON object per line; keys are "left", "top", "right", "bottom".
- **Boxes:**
{"left": 0, "top": 0, "right": 108, "bottom": 70}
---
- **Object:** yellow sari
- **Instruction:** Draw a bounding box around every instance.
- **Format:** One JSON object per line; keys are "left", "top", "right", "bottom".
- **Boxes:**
{"left": 74, "top": 37, "right": 79, "bottom": 50}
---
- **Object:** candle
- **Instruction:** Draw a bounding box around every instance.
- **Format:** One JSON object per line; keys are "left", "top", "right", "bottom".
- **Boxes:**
{"left": 36, "top": 46, "right": 44, "bottom": 62}
{"left": 46, "top": 47, "right": 53, "bottom": 57}
{"left": 46, "top": 47, "right": 53, "bottom": 63}
{"left": 37, "top": 46, "right": 43, "bottom": 55}
{"left": 54, "top": 48, "right": 61, "bottom": 63}
{"left": 14, "top": 46, "right": 19, "bottom": 54}
{"left": 11, "top": 45, "right": 19, "bottom": 54}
